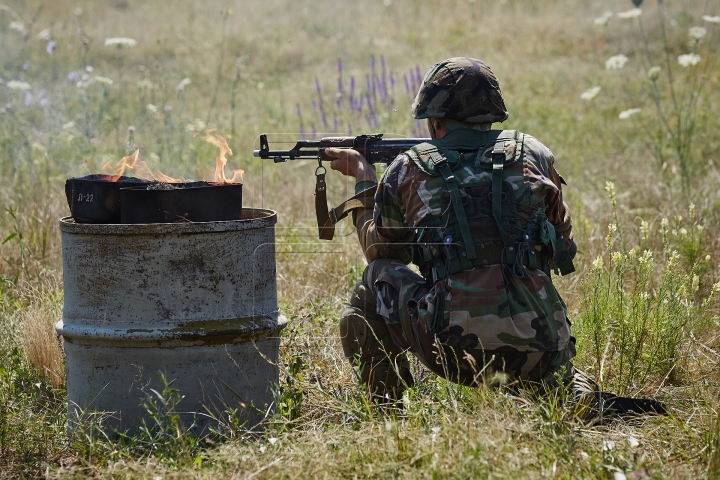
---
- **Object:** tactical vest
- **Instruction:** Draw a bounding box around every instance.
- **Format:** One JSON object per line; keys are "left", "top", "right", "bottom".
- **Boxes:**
{"left": 405, "top": 128, "right": 575, "bottom": 283}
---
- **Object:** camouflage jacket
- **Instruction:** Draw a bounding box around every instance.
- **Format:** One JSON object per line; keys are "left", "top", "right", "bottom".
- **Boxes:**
{"left": 354, "top": 130, "right": 574, "bottom": 353}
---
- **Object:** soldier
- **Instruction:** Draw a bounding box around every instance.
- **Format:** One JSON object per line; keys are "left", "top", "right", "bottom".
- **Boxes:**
{"left": 323, "top": 57, "right": 578, "bottom": 399}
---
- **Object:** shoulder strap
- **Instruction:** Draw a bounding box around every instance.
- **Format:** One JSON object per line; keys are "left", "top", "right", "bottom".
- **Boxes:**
{"left": 316, "top": 176, "right": 375, "bottom": 240}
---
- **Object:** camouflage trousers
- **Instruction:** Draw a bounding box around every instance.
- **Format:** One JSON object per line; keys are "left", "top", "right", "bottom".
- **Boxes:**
{"left": 343, "top": 258, "right": 576, "bottom": 392}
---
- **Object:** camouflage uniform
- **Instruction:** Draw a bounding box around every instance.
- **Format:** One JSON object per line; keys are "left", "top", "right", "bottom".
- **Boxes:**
{"left": 339, "top": 58, "right": 577, "bottom": 397}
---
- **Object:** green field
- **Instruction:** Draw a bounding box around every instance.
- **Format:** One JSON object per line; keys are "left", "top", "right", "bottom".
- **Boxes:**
{"left": 1, "top": 0, "right": 720, "bottom": 477}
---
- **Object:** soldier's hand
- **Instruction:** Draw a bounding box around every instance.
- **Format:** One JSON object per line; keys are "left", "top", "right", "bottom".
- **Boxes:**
{"left": 324, "top": 148, "right": 378, "bottom": 183}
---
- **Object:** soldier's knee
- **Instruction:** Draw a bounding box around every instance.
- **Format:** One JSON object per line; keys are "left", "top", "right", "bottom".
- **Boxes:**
{"left": 349, "top": 281, "right": 377, "bottom": 312}
{"left": 339, "top": 307, "right": 368, "bottom": 359}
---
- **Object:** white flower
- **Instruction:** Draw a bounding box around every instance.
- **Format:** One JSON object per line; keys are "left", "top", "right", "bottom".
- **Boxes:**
{"left": 36, "top": 28, "right": 50, "bottom": 40}
{"left": 137, "top": 79, "right": 154, "bottom": 89}
{"left": 648, "top": 66, "right": 662, "bottom": 81}
{"left": 9, "top": 21, "right": 24, "bottom": 31}
{"left": 602, "top": 439, "right": 616, "bottom": 451}
{"left": 628, "top": 437, "right": 640, "bottom": 447}
{"left": 104, "top": 37, "right": 137, "bottom": 47}
{"left": 85, "top": 65, "right": 93, "bottom": 72}
{"left": 268, "top": 437, "right": 278, "bottom": 445}
{"left": 62, "top": 121, "right": 76, "bottom": 130}
{"left": 146, "top": 104, "right": 159, "bottom": 115}
{"left": 606, "top": 54, "right": 629, "bottom": 70}
{"left": 7, "top": 80, "right": 31, "bottom": 90}
{"left": 619, "top": 108, "right": 641, "bottom": 120}
{"left": 580, "top": 451, "right": 590, "bottom": 459}
{"left": 678, "top": 53, "right": 701, "bottom": 67}
{"left": 617, "top": 8, "right": 642, "bottom": 19}
{"left": 594, "top": 11, "right": 613, "bottom": 26}
{"left": 177, "top": 77, "right": 191, "bottom": 89}
{"left": 689, "top": 26, "right": 708, "bottom": 40}
{"left": 94, "top": 76, "right": 113, "bottom": 85}
{"left": 702, "top": 15, "right": 720, "bottom": 24}
{"left": 581, "top": 86, "right": 602, "bottom": 100}
{"left": 613, "top": 472, "right": 628, "bottom": 480}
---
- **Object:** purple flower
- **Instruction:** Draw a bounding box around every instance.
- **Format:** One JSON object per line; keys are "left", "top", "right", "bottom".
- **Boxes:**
{"left": 311, "top": 99, "right": 317, "bottom": 110}
{"left": 320, "top": 106, "right": 328, "bottom": 128}
{"left": 403, "top": 74, "right": 410, "bottom": 95}
{"left": 76, "top": 28, "right": 83, "bottom": 36}
{"left": 24, "top": 93, "right": 34, "bottom": 106}
{"left": 89, "top": 137, "right": 96, "bottom": 144}
{"left": 6, "top": 103, "right": 12, "bottom": 109}
{"left": 296, "top": 103, "right": 302, "bottom": 117}
{"left": 337, "top": 58, "right": 343, "bottom": 74}
{"left": 68, "top": 71, "right": 80, "bottom": 81}
{"left": 315, "top": 77, "right": 322, "bottom": 97}
{"left": 370, "top": 55, "right": 376, "bottom": 72}
{"left": 40, "top": 98, "right": 49, "bottom": 107}
{"left": 0, "top": 108, "right": 5, "bottom": 114}
{"left": 128, "top": 125, "right": 135, "bottom": 131}
{"left": 22, "top": 63, "right": 29, "bottom": 71}
{"left": 164, "top": 105, "right": 172, "bottom": 111}
{"left": 390, "top": 73, "right": 395, "bottom": 90}
{"left": 46, "top": 40, "right": 57, "bottom": 55}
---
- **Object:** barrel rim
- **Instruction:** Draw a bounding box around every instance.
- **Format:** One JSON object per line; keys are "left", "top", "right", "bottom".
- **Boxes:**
{"left": 59, "top": 208, "right": 276, "bottom": 235}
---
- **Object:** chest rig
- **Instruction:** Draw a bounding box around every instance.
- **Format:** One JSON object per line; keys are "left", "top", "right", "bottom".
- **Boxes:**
{"left": 406, "top": 128, "right": 574, "bottom": 283}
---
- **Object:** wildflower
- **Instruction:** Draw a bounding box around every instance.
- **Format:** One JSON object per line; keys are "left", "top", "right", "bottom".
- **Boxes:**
{"left": 702, "top": 15, "right": 720, "bottom": 24}
{"left": 63, "top": 121, "right": 75, "bottom": 129}
{"left": 648, "top": 66, "right": 661, "bottom": 81}
{"left": 580, "top": 86, "right": 602, "bottom": 100}
{"left": 104, "top": 37, "right": 137, "bottom": 47}
{"left": 268, "top": 437, "right": 278, "bottom": 445}
{"left": 661, "top": 218, "right": 669, "bottom": 228}
{"left": 9, "top": 21, "right": 24, "bottom": 32}
{"left": 611, "top": 251, "right": 624, "bottom": 265}
{"left": 706, "top": 254, "right": 711, "bottom": 262}
{"left": 619, "top": 108, "right": 641, "bottom": 120}
{"left": 594, "top": 11, "right": 613, "bottom": 26}
{"left": 46, "top": 40, "right": 56, "bottom": 54}
{"left": 7, "top": 80, "right": 31, "bottom": 90}
{"left": 593, "top": 256, "right": 604, "bottom": 269}
{"left": 74, "top": 7, "right": 82, "bottom": 15}
{"left": 580, "top": 451, "right": 590, "bottom": 459}
{"left": 678, "top": 53, "right": 701, "bottom": 67}
{"left": 614, "top": 472, "right": 628, "bottom": 480}
{"left": 177, "top": 77, "right": 191, "bottom": 91}
{"left": 602, "top": 439, "right": 616, "bottom": 451}
{"left": 94, "top": 76, "right": 114, "bottom": 85}
{"left": 146, "top": 104, "right": 159, "bottom": 114}
{"left": 36, "top": 28, "right": 51, "bottom": 40}
{"left": 605, "top": 54, "right": 629, "bottom": 70}
{"left": 68, "top": 71, "right": 80, "bottom": 81}
{"left": 137, "top": 79, "right": 153, "bottom": 89}
{"left": 697, "top": 225, "right": 704, "bottom": 232}
{"left": 128, "top": 125, "right": 135, "bottom": 131}
{"left": 164, "top": 105, "right": 172, "bottom": 112}
{"left": 24, "top": 93, "right": 34, "bottom": 106}
{"left": 679, "top": 227, "right": 688, "bottom": 236}
{"left": 689, "top": 26, "right": 707, "bottom": 40}
{"left": 640, "top": 220, "right": 649, "bottom": 241}
{"left": 0, "top": 108, "right": 5, "bottom": 114}
{"left": 617, "top": 8, "right": 642, "bottom": 19}
{"left": 86, "top": 65, "right": 93, "bottom": 72}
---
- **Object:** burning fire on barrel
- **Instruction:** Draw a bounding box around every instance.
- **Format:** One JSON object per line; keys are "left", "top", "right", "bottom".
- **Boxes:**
{"left": 65, "top": 129, "right": 243, "bottom": 224}
{"left": 58, "top": 129, "right": 286, "bottom": 432}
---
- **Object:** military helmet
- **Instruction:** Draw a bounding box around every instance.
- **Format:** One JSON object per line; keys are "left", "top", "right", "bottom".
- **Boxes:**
{"left": 411, "top": 57, "right": 509, "bottom": 123}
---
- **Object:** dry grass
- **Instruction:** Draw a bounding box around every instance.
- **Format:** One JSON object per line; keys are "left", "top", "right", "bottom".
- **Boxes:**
{"left": 19, "top": 296, "right": 64, "bottom": 388}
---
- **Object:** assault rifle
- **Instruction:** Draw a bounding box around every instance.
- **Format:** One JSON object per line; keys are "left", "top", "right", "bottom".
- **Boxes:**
{"left": 253, "top": 134, "right": 429, "bottom": 240}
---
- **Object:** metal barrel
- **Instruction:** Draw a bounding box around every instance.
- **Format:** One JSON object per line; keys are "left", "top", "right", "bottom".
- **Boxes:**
{"left": 56, "top": 208, "right": 287, "bottom": 432}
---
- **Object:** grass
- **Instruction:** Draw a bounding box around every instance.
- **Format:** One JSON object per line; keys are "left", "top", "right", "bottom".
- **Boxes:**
{"left": 1, "top": 0, "right": 720, "bottom": 477}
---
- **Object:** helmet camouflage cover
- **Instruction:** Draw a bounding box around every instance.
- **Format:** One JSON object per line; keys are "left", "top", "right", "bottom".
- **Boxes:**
{"left": 411, "top": 57, "right": 509, "bottom": 123}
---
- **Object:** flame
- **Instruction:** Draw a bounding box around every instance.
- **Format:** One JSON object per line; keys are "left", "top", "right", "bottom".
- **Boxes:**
{"left": 203, "top": 129, "right": 243, "bottom": 183}
{"left": 101, "top": 149, "right": 182, "bottom": 183}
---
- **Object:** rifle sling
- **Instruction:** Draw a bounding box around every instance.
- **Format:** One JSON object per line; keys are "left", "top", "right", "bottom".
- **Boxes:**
{"left": 316, "top": 181, "right": 376, "bottom": 240}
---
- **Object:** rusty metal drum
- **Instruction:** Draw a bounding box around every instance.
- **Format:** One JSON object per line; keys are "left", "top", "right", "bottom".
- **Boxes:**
{"left": 55, "top": 208, "right": 287, "bottom": 432}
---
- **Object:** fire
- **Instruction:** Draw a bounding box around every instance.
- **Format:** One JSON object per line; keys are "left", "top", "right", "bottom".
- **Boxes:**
{"left": 203, "top": 129, "right": 244, "bottom": 184}
{"left": 101, "top": 149, "right": 182, "bottom": 183}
